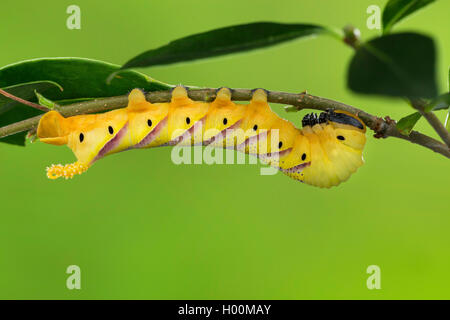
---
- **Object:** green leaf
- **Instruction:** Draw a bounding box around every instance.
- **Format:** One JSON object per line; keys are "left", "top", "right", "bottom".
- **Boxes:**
{"left": 35, "top": 90, "right": 59, "bottom": 110}
{"left": 0, "top": 57, "right": 171, "bottom": 102}
{"left": 121, "top": 22, "right": 333, "bottom": 70}
{"left": 347, "top": 32, "right": 437, "bottom": 99}
{"left": 396, "top": 112, "right": 421, "bottom": 135}
{"left": 424, "top": 67, "right": 450, "bottom": 111}
{"left": 0, "top": 131, "right": 28, "bottom": 146}
{"left": 425, "top": 92, "right": 450, "bottom": 112}
{"left": 383, "top": 0, "right": 436, "bottom": 34}
{"left": 0, "top": 81, "right": 62, "bottom": 146}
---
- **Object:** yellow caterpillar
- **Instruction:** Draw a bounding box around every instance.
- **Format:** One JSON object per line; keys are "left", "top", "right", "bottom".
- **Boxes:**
{"left": 37, "top": 86, "right": 366, "bottom": 188}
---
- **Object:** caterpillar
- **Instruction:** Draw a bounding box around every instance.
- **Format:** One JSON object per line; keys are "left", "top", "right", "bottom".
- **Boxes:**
{"left": 36, "top": 86, "right": 366, "bottom": 188}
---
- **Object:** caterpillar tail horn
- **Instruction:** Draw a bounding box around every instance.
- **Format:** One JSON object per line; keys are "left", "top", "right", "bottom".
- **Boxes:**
{"left": 37, "top": 111, "right": 92, "bottom": 179}
{"left": 46, "top": 162, "right": 89, "bottom": 180}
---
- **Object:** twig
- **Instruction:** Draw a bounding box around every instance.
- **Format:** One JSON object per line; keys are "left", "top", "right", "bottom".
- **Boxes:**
{"left": 0, "top": 88, "right": 50, "bottom": 112}
{"left": 412, "top": 100, "right": 450, "bottom": 147}
{"left": 0, "top": 88, "right": 449, "bottom": 158}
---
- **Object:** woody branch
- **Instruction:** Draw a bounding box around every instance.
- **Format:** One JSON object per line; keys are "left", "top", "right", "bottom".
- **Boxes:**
{"left": 0, "top": 88, "right": 449, "bottom": 158}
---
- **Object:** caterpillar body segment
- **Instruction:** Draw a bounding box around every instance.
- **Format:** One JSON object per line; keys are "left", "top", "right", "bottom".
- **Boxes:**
{"left": 37, "top": 86, "right": 366, "bottom": 188}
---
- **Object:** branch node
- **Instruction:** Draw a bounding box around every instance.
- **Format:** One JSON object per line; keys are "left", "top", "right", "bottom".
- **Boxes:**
{"left": 384, "top": 116, "right": 396, "bottom": 125}
{"left": 372, "top": 117, "right": 386, "bottom": 139}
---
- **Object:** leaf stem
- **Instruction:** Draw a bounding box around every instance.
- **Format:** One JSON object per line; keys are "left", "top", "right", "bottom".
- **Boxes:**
{"left": 0, "top": 88, "right": 449, "bottom": 158}
{"left": 0, "top": 88, "right": 50, "bottom": 112}
{"left": 412, "top": 99, "right": 450, "bottom": 147}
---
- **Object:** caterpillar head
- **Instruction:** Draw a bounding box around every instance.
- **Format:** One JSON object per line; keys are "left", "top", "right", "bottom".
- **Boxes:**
{"left": 37, "top": 109, "right": 129, "bottom": 179}
{"left": 296, "top": 110, "right": 366, "bottom": 188}
{"left": 327, "top": 110, "right": 366, "bottom": 150}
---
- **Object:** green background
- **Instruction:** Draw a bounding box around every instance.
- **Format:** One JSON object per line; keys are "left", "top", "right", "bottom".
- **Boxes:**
{"left": 0, "top": 0, "right": 449, "bottom": 299}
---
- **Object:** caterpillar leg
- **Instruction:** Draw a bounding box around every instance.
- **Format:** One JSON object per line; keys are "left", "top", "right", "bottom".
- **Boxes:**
{"left": 171, "top": 85, "right": 191, "bottom": 105}
{"left": 251, "top": 88, "right": 268, "bottom": 103}
{"left": 215, "top": 87, "right": 232, "bottom": 103}
{"left": 128, "top": 88, "right": 147, "bottom": 105}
